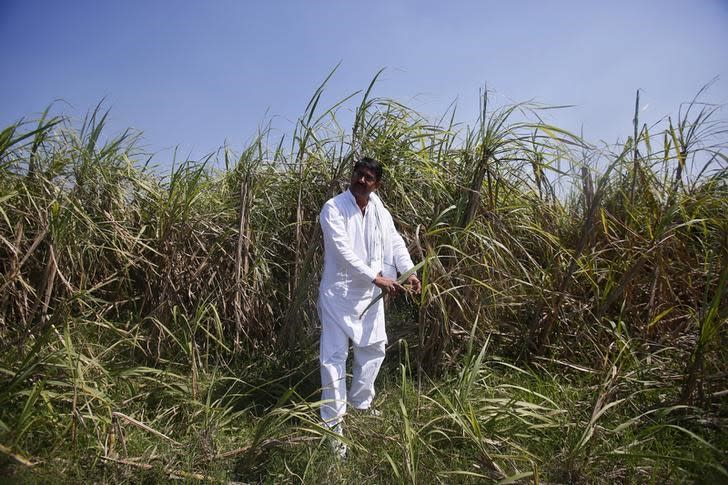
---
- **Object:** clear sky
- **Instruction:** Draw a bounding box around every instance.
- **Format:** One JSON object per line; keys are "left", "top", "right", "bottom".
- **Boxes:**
{"left": 2, "top": 0, "right": 727, "bottom": 164}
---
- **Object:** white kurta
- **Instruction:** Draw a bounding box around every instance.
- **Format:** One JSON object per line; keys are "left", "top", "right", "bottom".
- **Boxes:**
{"left": 318, "top": 189, "right": 414, "bottom": 346}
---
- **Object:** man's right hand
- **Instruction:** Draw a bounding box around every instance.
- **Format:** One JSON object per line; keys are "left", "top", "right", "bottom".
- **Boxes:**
{"left": 373, "top": 274, "right": 405, "bottom": 295}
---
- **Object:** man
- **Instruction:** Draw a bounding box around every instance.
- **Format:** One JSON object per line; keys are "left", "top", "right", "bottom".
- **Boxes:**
{"left": 318, "top": 157, "right": 421, "bottom": 456}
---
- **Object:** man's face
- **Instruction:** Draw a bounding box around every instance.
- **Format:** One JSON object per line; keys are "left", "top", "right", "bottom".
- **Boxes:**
{"left": 350, "top": 166, "right": 380, "bottom": 198}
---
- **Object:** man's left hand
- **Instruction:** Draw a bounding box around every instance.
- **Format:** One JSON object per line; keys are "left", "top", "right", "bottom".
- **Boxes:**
{"left": 406, "top": 274, "right": 422, "bottom": 294}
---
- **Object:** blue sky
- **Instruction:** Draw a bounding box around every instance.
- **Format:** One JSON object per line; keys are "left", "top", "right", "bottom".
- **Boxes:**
{"left": 2, "top": 0, "right": 727, "bottom": 164}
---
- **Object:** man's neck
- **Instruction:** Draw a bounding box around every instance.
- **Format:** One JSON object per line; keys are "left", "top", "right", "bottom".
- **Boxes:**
{"left": 355, "top": 195, "right": 369, "bottom": 208}
{"left": 351, "top": 190, "right": 369, "bottom": 214}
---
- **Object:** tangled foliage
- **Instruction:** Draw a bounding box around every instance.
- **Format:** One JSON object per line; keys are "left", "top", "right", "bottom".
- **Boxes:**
{"left": 0, "top": 77, "right": 726, "bottom": 481}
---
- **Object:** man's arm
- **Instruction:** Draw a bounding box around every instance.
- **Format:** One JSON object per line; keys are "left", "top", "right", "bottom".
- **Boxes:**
{"left": 390, "top": 218, "right": 421, "bottom": 293}
{"left": 391, "top": 230, "right": 414, "bottom": 274}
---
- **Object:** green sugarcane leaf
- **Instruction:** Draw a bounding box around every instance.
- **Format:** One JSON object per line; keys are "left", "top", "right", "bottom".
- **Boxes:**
{"left": 359, "top": 259, "right": 428, "bottom": 319}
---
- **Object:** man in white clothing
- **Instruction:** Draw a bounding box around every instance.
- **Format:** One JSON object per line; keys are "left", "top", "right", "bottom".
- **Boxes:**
{"left": 318, "top": 157, "right": 421, "bottom": 453}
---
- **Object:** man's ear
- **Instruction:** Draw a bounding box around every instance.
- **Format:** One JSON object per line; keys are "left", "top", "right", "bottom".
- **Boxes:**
{"left": 372, "top": 180, "right": 381, "bottom": 191}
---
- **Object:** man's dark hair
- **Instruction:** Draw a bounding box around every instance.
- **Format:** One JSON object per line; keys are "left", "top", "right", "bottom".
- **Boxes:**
{"left": 353, "top": 157, "right": 383, "bottom": 182}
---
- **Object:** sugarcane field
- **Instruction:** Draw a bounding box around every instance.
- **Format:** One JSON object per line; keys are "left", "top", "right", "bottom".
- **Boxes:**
{"left": 1, "top": 2, "right": 727, "bottom": 483}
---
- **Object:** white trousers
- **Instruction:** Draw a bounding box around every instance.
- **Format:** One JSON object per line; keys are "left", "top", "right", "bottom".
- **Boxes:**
{"left": 320, "top": 321, "right": 386, "bottom": 426}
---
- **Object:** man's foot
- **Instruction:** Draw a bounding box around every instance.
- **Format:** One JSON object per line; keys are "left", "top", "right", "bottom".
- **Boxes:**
{"left": 353, "top": 406, "right": 382, "bottom": 417}
{"left": 328, "top": 422, "right": 347, "bottom": 459}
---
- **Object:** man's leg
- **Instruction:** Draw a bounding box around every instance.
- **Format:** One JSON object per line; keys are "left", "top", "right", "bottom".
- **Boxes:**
{"left": 349, "top": 340, "right": 386, "bottom": 410}
{"left": 320, "top": 322, "right": 350, "bottom": 426}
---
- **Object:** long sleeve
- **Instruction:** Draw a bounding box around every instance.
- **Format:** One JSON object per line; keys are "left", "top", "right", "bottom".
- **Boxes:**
{"left": 390, "top": 219, "right": 414, "bottom": 274}
{"left": 320, "top": 203, "right": 380, "bottom": 283}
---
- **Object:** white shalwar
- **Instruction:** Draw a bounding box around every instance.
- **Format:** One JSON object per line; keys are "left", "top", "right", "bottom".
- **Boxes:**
{"left": 318, "top": 189, "right": 414, "bottom": 426}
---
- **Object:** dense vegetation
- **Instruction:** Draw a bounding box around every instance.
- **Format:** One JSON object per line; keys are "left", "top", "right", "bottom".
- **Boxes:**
{"left": 1, "top": 74, "right": 726, "bottom": 483}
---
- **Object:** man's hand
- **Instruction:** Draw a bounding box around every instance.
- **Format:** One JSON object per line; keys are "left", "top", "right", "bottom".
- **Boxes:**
{"left": 373, "top": 274, "right": 405, "bottom": 295}
{"left": 406, "top": 274, "right": 422, "bottom": 294}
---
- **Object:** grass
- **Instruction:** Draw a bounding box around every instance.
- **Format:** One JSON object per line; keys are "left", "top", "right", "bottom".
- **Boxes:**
{"left": 0, "top": 71, "right": 726, "bottom": 482}
{"left": 3, "top": 336, "right": 724, "bottom": 484}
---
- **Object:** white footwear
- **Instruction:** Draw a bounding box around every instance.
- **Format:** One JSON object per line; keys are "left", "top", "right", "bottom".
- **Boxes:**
{"left": 329, "top": 422, "right": 347, "bottom": 459}
{"left": 354, "top": 407, "right": 382, "bottom": 417}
